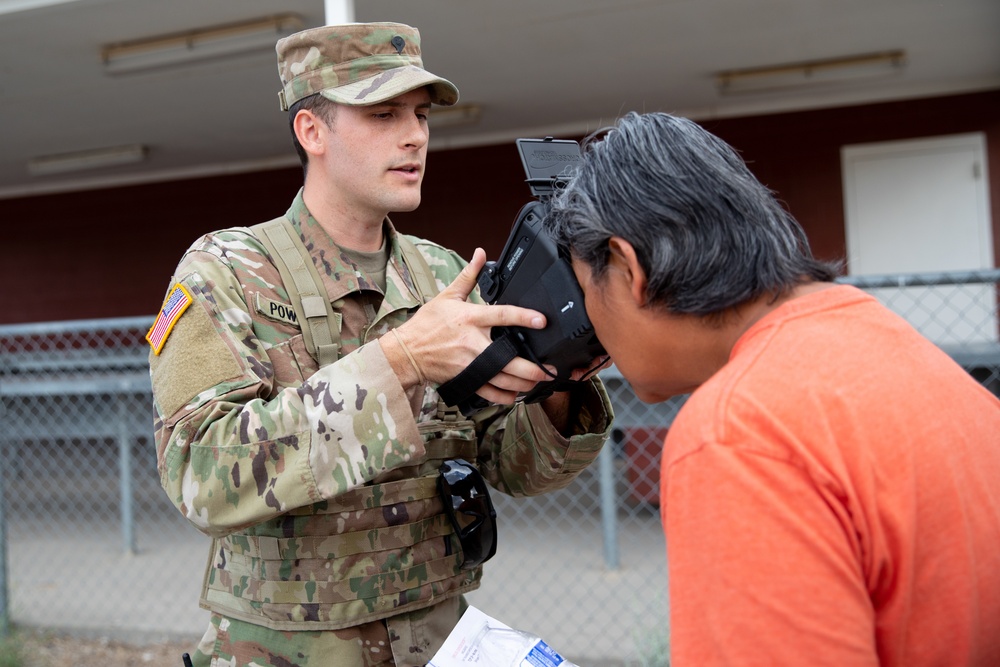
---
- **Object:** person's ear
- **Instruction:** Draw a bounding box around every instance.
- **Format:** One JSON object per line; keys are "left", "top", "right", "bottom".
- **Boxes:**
{"left": 607, "top": 236, "right": 648, "bottom": 307}
{"left": 293, "top": 109, "right": 326, "bottom": 157}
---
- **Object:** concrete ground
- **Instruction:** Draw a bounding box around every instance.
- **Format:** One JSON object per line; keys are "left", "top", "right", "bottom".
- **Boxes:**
{"left": 4, "top": 499, "right": 669, "bottom": 666}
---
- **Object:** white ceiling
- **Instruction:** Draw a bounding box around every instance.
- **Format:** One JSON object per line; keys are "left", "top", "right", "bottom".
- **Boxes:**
{"left": 1, "top": 0, "right": 998, "bottom": 199}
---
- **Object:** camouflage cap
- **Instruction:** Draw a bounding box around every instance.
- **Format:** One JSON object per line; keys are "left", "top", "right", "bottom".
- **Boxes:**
{"left": 276, "top": 22, "right": 459, "bottom": 111}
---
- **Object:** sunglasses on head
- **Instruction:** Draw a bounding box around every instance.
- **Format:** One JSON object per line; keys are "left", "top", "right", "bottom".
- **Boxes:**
{"left": 438, "top": 458, "right": 498, "bottom": 570}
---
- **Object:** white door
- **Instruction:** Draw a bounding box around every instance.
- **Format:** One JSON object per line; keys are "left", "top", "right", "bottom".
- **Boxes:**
{"left": 842, "top": 133, "right": 995, "bottom": 345}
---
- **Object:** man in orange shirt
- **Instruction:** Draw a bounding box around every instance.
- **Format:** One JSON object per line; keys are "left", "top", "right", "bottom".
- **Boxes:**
{"left": 546, "top": 111, "right": 1000, "bottom": 666}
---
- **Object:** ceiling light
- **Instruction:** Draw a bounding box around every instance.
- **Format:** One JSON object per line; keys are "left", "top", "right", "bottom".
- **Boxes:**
{"left": 428, "top": 104, "right": 482, "bottom": 129}
{"left": 715, "top": 50, "right": 906, "bottom": 95}
{"left": 101, "top": 14, "right": 304, "bottom": 76}
{"left": 27, "top": 144, "right": 147, "bottom": 176}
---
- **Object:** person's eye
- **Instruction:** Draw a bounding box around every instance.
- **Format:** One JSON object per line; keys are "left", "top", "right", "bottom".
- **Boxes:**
{"left": 373, "top": 111, "right": 393, "bottom": 120}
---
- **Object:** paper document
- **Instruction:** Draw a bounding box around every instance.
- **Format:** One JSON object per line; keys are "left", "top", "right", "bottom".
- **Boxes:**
{"left": 429, "top": 605, "right": 575, "bottom": 667}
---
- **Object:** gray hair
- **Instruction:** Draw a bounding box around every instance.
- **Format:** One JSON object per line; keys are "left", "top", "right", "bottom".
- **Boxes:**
{"left": 547, "top": 112, "right": 838, "bottom": 315}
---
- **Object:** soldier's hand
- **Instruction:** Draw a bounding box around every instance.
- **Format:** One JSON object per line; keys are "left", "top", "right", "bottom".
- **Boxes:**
{"left": 381, "top": 248, "right": 554, "bottom": 404}
{"left": 536, "top": 355, "right": 612, "bottom": 434}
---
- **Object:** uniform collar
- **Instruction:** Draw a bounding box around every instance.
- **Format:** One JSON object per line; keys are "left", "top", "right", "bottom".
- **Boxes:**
{"left": 284, "top": 189, "right": 423, "bottom": 312}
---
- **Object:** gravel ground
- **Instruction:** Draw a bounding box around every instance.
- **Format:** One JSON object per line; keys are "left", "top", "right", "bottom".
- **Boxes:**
{"left": 12, "top": 633, "right": 195, "bottom": 667}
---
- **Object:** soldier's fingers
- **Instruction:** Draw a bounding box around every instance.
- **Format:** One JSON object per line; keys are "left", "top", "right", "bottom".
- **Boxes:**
{"left": 438, "top": 248, "right": 487, "bottom": 301}
{"left": 568, "top": 356, "right": 612, "bottom": 382}
{"left": 470, "top": 303, "right": 546, "bottom": 330}
{"left": 474, "top": 382, "right": 521, "bottom": 406}
{"left": 500, "top": 357, "right": 551, "bottom": 384}
{"left": 488, "top": 368, "right": 544, "bottom": 394}
{"left": 472, "top": 358, "right": 553, "bottom": 404}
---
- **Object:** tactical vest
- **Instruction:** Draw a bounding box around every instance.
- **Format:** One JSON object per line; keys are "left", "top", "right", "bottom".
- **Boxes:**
{"left": 200, "top": 218, "right": 482, "bottom": 631}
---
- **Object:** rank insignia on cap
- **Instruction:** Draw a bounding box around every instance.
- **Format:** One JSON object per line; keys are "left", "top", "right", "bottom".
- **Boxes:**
{"left": 146, "top": 283, "right": 192, "bottom": 355}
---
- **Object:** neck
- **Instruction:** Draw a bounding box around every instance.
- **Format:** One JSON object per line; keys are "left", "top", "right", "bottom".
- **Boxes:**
{"left": 302, "top": 177, "right": 386, "bottom": 252}
{"left": 720, "top": 280, "right": 835, "bottom": 354}
{"left": 675, "top": 281, "right": 835, "bottom": 391}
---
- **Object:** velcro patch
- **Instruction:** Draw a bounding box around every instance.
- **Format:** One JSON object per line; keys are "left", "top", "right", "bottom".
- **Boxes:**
{"left": 256, "top": 292, "right": 300, "bottom": 327}
{"left": 146, "top": 283, "right": 192, "bottom": 355}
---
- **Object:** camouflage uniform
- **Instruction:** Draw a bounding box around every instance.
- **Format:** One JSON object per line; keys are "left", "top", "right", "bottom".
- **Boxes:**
{"left": 149, "top": 191, "right": 612, "bottom": 666}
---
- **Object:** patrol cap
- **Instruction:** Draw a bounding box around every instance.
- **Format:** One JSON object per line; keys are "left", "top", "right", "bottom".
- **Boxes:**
{"left": 276, "top": 22, "right": 460, "bottom": 111}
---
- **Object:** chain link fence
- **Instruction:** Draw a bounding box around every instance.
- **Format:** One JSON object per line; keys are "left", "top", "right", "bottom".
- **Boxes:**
{"left": 1, "top": 270, "right": 998, "bottom": 665}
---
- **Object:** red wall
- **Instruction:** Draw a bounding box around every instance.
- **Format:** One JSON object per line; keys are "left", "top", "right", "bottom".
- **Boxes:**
{"left": 699, "top": 89, "right": 1000, "bottom": 268}
{"left": 1, "top": 89, "right": 997, "bottom": 325}
{"left": 1, "top": 170, "right": 302, "bottom": 324}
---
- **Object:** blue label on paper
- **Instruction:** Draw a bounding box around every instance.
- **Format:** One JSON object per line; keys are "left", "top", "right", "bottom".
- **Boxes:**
{"left": 525, "top": 640, "right": 564, "bottom": 667}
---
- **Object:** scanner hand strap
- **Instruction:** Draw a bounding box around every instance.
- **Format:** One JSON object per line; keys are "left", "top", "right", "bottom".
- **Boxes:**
{"left": 437, "top": 333, "right": 520, "bottom": 410}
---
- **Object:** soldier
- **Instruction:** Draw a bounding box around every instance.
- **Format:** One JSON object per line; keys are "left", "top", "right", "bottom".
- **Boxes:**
{"left": 147, "top": 22, "right": 612, "bottom": 667}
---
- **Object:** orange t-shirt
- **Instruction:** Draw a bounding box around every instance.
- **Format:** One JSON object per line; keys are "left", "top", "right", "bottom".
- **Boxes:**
{"left": 661, "top": 285, "right": 1000, "bottom": 666}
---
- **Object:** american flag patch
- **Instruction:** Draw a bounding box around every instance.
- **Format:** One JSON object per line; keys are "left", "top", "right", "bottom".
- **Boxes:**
{"left": 146, "top": 283, "right": 193, "bottom": 355}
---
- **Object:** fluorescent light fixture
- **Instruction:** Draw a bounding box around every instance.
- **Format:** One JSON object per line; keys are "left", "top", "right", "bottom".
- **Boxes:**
{"left": 715, "top": 50, "right": 906, "bottom": 95}
{"left": 101, "top": 14, "right": 304, "bottom": 75}
{"left": 27, "top": 144, "right": 147, "bottom": 176}
{"left": 428, "top": 104, "right": 482, "bottom": 129}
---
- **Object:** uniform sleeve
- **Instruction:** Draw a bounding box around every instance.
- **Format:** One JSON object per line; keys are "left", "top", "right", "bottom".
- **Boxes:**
{"left": 150, "top": 243, "right": 426, "bottom": 539}
{"left": 662, "top": 443, "right": 879, "bottom": 667}
{"left": 475, "top": 379, "right": 612, "bottom": 496}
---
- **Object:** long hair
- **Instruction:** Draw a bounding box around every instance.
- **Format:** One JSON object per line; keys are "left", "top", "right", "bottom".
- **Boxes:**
{"left": 547, "top": 112, "right": 839, "bottom": 315}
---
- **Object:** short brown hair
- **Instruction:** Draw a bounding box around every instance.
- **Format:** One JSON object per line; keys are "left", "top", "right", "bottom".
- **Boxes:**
{"left": 288, "top": 94, "right": 338, "bottom": 174}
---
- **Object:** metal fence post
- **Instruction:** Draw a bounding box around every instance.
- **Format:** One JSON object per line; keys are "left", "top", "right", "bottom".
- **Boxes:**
{"left": 599, "top": 437, "right": 620, "bottom": 570}
{"left": 118, "top": 391, "right": 136, "bottom": 555}
{"left": 0, "top": 437, "right": 9, "bottom": 638}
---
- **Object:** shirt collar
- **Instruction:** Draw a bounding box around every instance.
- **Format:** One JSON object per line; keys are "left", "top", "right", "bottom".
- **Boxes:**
{"left": 283, "top": 188, "right": 423, "bottom": 311}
